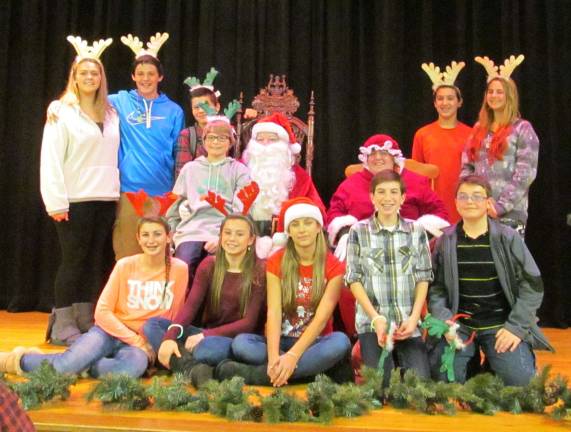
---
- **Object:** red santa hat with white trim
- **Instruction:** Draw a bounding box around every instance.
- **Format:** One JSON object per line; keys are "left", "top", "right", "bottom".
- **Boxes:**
{"left": 272, "top": 197, "right": 324, "bottom": 247}
{"left": 358, "top": 134, "right": 405, "bottom": 170}
{"left": 251, "top": 112, "right": 302, "bottom": 155}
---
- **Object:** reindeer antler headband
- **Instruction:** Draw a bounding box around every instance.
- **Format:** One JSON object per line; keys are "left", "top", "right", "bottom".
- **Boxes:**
{"left": 475, "top": 54, "right": 525, "bottom": 82}
{"left": 198, "top": 99, "right": 241, "bottom": 126}
{"left": 184, "top": 67, "right": 222, "bottom": 98}
{"left": 67, "top": 35, "right": 113, "bottom": 63}
{"left": 121, "top": 32, "right": 169, "bottom": 59}
{"left": 202, "top": 182, "right": 260, "bottom": 216}
{"left": 126, "top": 189, "right": 178, "bottom": 218}
{"left": 421, "top": 60, "right": 465, "bottom": 91}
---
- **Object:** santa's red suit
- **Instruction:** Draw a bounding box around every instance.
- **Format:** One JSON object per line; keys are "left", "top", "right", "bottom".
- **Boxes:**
{"left": 244, "top": 113, "right": 325, "bottom": 257}
{"left": 327, "top": 167, "right": 448, "bottom": 241}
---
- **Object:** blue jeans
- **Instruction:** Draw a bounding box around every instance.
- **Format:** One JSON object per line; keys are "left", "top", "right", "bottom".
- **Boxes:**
{"left": 175, "top": 241, "right": 206, "bottom": 286}
{"left": 143, "top": 317, "right": 233, "bottom": 366}
{"left": 20, "top": 326, "right": 148, "bottom": 378}
{"left": 453, "top": 326, "right": 536, "bottom": 386}
{"left": 231, "top": 332, "right": 351, "bottom": 379}
{"left": 358, "top": 333, "right": 430, "bottom": 381}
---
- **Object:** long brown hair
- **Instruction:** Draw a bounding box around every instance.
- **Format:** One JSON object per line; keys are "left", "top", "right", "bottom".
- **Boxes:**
{"left": 209, "top": 214, "right": 257, "bottom": 317}
{"left": 61, "top": 58, "right": 110, "bottom": 123}
{"left": 280, "top": 227, "right": 328, "bottom": 315}
{"left": 466, "top": 77, "right": 520, "bottom": 162}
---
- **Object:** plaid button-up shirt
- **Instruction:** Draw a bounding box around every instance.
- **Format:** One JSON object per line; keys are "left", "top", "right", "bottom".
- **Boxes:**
{"left": 345, "top": 215, "right": 433, "bottom": 334}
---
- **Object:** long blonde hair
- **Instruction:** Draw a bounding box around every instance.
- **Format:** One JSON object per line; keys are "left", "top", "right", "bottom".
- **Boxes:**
{"left": 467, "top": 77, "right": 520, "bottom": 162}
{"left": 60, "top": 58, "right": 110, "bottom": 123}
{"left": 280, "top": 228, "right": 328, "bottom": 315}
{"left": 209, "top": 214, "right": 257, "bottom": 317}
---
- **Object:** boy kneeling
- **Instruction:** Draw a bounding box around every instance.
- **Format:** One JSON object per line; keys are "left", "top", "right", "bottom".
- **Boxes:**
{"left": 428, "top": 175, "right": 553, "bottom": 386}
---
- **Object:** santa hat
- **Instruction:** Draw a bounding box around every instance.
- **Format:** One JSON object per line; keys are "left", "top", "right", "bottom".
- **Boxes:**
{"left": 272, "top": 197, "right": 324, "bottom": 247}
{"left": 358, "top": 134, "right": 405, "bottom": 170}
{"left": 251, "top": 113, "right": 302, "bottom": 155}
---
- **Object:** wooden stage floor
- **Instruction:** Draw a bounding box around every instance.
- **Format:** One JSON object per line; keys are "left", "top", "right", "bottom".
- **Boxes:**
{"left": 1, "top": 311, "right": 570, "bottom": 432}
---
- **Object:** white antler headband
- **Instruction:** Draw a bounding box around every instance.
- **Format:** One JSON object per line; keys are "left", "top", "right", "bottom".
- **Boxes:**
{"left": 120, "top": 32, "right": 169, "bottom": 59}
{"left": 66, "top": 35, "right": 113, "bottom": 62}
{"left": 475, "top": 54, "right": 525, "bottom": 82}
{"left": 421, "top": 60, "right": 465, "bottom": 91}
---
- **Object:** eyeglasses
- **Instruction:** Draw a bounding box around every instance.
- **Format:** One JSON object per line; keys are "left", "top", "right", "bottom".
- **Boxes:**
{"left": 456, "top": 193, "right": 487, "bottom": 203}
{"left": 205, "top": 134, "right": 230, "bottom": 143}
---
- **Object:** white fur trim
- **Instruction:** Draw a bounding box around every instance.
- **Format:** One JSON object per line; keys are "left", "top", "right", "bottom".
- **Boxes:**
{"left": 255, "top": 236, "right": 274, "bottom": 259}
{"left": 272, "top": 232, "right": 289, "bottom": 248}
{"left": 284, "top": 203, "right": 323, "bottom": 232}
{"left": 252, "top": 122, "right": 290, "bottom": 144}
{"left": 413, "top": 214, "right": 450, "bottom": 237}
{"left": 290, "top": 142, "right": 301, "bottom": 155}
{"left": 327, "top": 215, "right": 358, "bottom": 245}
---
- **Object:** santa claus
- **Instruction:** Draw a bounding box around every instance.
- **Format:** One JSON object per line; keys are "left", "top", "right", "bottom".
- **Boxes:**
{"left": 242, "top": 113, "right": 325, "bottom": 256}
{"left": 327, "top": 134, "right": 450, "bottom": 260}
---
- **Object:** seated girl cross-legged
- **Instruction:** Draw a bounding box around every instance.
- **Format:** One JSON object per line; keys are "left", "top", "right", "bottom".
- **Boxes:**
{"left": 144, "top": 185, "right": 266, "bottom": 388}
{"left": 218, "top": 197, "right": 352, "bottom": 387}
{"left": 0, "top": 216, "right": 187, "bottom": 378}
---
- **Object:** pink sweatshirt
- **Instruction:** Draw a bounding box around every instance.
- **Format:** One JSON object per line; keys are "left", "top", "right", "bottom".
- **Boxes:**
{"left": 94, "top": 255, "right": 188, "bottom": 350}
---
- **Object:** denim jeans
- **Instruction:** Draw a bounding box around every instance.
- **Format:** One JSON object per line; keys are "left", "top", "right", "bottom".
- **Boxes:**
{"left": 358, "top": 333, "right": 430, "bottom": 382}
{"left": 453, "top": 326, "right": 536, "bottom": 386}
{"left": 231, "top": 332, "right": 351, "bottom": 379}
{"left": 175, "top": 241, "right": 206, "bottom": 287}
{"left": 143, "top": 317, "right": 233, "bottom": 366}
{"left": 20, "top": 326, "right": 148, "bottom": 378}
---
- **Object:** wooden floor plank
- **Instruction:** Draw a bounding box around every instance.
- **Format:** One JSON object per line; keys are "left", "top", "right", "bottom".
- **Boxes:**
{"left": 1, "top": 311, "right": 570, "bottom": 432}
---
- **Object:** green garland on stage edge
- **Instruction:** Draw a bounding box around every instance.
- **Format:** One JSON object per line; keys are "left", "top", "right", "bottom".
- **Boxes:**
{"left": 4, "top": 362, "right": 571, "bottom": 423}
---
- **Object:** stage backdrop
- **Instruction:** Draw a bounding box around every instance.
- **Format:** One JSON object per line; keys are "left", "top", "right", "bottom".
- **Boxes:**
{"left": 0, "top": 1, "right": 569, "bottom": 325}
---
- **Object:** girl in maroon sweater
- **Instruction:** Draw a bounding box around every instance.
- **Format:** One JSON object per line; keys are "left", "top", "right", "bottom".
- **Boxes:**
{"left": 143, "top": 214, "right": 266, "bottom": 386}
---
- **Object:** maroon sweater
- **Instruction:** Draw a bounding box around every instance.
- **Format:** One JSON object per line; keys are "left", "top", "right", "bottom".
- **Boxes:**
{"left": 163, "top": 255, "right": 266, "bottom": 340}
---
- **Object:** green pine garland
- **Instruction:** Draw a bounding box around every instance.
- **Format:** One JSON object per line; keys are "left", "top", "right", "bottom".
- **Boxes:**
{"left": 5, "top": 361, "right": 571, "bottom": 424}
{"left": 3, "top": 361, "right": 76, "bottom": 410}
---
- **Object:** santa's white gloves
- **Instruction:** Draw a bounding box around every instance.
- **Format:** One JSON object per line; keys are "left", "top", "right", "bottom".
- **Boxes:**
{"left": 334, "top": 233, "right": 349, "bottom": 261}
{"left": 413, "top": 214, "right": 450, "bottom": 238}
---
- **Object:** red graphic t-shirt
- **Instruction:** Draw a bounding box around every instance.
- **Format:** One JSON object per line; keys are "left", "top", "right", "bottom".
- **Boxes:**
{"left": 266, "top": 249, "right": 345, "bottom": 337}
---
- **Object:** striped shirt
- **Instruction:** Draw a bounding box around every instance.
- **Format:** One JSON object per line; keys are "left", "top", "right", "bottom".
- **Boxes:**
{"left": 456, "top": 224, "right": 510, "bottom": 329}
{"left": 345, "top": 215, "right": 433, "bottom": 334}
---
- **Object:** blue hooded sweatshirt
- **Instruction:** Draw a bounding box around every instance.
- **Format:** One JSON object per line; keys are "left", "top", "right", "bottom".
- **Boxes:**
{"left": 109, "top": 90, "right": 184, "bottom": 196}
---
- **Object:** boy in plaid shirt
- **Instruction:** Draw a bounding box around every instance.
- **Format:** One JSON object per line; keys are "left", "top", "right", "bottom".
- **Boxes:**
{"left": 345, "top": 170, "right": 433, "bottom": 382}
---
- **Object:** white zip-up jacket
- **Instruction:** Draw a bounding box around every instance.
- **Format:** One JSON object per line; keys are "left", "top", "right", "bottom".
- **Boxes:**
{"left": 40, "top": 101, "right": 120, "bottom": 215}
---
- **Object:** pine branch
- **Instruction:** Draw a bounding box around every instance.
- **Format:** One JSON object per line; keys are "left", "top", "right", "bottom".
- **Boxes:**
{"left": 8, "top": 361, "right": 77, "bottom": 410}
{"left": 86, "top": 374, "right": 149, "bottom": 411}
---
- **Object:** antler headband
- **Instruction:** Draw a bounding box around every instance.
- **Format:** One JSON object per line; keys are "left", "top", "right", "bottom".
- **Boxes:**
{"left": 202, "top": 182, "right": 260, "bottom": 216}
{"left": 421, "top": 60, "right": 465, "bottom": 91}
{"left": 198, "top": 99, "right": 241, "bottom": 125}
{"left": 67, "top": 35, "right": 113, "bottom": 62}
{"left": 184, "top": 67, "right": 222, "bottom": 98}
{"left": 475, "top": 54, "right": 525, "bottom": 82}
{"left": 121, "top": 32, "right": 169, "bottom": 59}
{"left": 126, "top": 189, "right": 178, "bottom": 217}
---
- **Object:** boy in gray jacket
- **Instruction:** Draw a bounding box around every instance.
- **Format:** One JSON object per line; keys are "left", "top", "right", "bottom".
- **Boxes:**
{"left": 428, "top": 175, "right": 552, "bottom": 386}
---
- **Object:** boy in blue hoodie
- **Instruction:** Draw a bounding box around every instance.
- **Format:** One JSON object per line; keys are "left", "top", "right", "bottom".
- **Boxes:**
{"left": 110, "top": 37, "right": 185, "bottom": 259}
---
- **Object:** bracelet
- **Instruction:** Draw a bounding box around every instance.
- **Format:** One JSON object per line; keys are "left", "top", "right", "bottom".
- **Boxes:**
{"left": 285, "top": 351, "right": 300, "bottom": 360}
{"left": 167, "top": 324, "right": 184, "bottom": 339}
{"left": 370, "top": 315, "right": 387, "bottom": 332}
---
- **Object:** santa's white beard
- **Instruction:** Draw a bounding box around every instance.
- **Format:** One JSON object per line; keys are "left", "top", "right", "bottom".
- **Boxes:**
{"left": 244, "top": 139, "right": 296, "bottom": 220}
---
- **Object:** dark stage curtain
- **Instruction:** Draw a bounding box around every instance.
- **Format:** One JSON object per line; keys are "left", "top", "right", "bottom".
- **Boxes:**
{"left": 1, "top": 1, "right": 569, "bottom": 325}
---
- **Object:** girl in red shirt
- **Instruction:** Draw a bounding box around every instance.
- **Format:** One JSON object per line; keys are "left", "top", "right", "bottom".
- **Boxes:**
{"left": 218, "top": 197, "right": 352, "bottom": 386}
